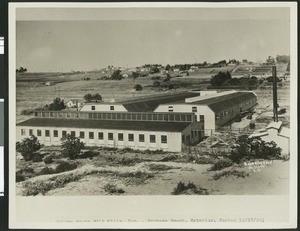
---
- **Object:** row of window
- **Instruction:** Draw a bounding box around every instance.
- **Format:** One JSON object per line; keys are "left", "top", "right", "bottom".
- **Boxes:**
{"left": 215, "top": 100, "right": 255, "bottom": 120}
{"left": 21, "top": 129, "right": 168, "bottom": 143}
{"left": 91, "top": 105, "right": 114, "bottom": 111}
{"left": 168, "top": 106, "right": 198, "bottom": 113}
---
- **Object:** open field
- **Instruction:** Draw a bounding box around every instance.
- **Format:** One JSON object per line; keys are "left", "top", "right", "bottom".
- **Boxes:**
{"left": 15, "top": 66, "right": 291, "bottom": 195}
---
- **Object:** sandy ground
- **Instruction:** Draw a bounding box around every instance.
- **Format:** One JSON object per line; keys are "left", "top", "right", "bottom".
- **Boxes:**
{"left": 16, "top": 159, "right": 289, "bottom": 196}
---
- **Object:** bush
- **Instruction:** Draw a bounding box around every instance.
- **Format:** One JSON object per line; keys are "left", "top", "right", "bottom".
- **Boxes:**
{"left": 16, "top": 135, "right": 41, "bottom": 161}
{"left": 159, "top": 154, "right": 178, "bottom": 162}
{"left": 212, "top": 170, "right": 249, "bottom": 180}
{"left": 43, "top": 154, "right": 54, "bottom": 164}
{"left": 134, "top": 84, "right": 143, "bottom": 91}
{"left": 21, "top": 109, "right": 33, "bottom": 115}
{"left": 229, "top": 135, "right": 282, "bottom": 163}
{"left": 61, "top": 134, "right": 85, "bottom": 160}
{"left": 208, "top": 159, "right": 233, "bottom": 171}
{"left": 79, "top": 150, "right": 99, "bottom": 159}
{"left": 153, "top": 80, "right": 160, "bottom": 87}
{"left": 172, "top": 181, "right": 209, "bottom": 195}
{"left": 39, "top": 167, "right": 55, "bottom": 175}
{"left": 103, "top": 183, "right": 125, "bottom": 195}
{"left": 16, "top": 167, "right": 35, "bottom": 182}
{"left": 249, "top": 123, "right": 255, "bottom": 129}
{"left": 32, "top": 153, "right": 43, "bottom": 162}
{"left": 55, "top": 161, "right": 77, "bottom": 173}
{"left": 147, "top": 164, "right": 173, "bottom": 171}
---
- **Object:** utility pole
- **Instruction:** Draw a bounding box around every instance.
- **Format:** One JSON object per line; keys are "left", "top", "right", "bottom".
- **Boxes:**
{"left": 272, "top": 66, "right": 278, "bottom": 122}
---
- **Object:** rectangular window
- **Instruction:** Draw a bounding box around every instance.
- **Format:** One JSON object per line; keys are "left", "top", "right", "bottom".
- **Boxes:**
{"left": 21, "top": 129, "right": 26, "bottom": 136}
{"left": 128, "top": 134, "right": 134, "bottom": 142}
{"left": 150, "top": 135, "right": 156, "bottom": 143}
{"left": 192, "top": 106, "right": 197, "bottom": 112}
{"left": 89, "top": 132, "right": 94, "bottom": 139}
{"left": 29, "top": 129, "right": 33, "bottom": 136}
{"left": 71, "top": 131, "right": 76, "bottom": 137}
{"left": 161, "top": 135, "right": 167, "bottom": 144}
{"left": 80, "top": 131, "right": 85, "bottom": 139}
{"left": 34, "top": 112, "right": 38, "bottom": 117}
{"left": 45, "top": 130, "right": 50, "bottom": 137}
{"left": 200, "top": 115, "right": 205, "bottom": 122}
{"left": 137, "top": 114, "right": 142, "bottom": 120}
{"left": 110, "top": 106, "right": 114, "bottom": 111}
{"left": 118, "top": 133, "right": 124, "bottom": 141}
{"left": 139, "top": 134, "right": 145, "bottom": 142}
{"left": 93, "top": 113, "right": 97, "bottom": 119}
{"left": 112, "top": 113, "right": 116, "bottom": 119}
{"left": 108, "top": 133, "right": 113, "bottom": 140}
{"left": 142, "top": 114, "right": 147, "bottom": 120}
{"left": 91, "top": 106, "right": 95, "bottom": 110}
{"left": 98, "top": 132, "right": 103, "bottom": 140}
{"left": 37, "top": 130, "right": 42, "bottom": 137}
{"left": 168, "top": 106, "right": 173, "bottom": 112}
{"left": 53, "top": 130, "right": 58, "bottom": 137}
{"left": 62, "top": 131, "right": 67, "bottom": 138}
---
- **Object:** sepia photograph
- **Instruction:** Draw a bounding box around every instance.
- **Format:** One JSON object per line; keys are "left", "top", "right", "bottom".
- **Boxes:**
{"left": 9, "top": 2, "right": 297, "bottom": 229}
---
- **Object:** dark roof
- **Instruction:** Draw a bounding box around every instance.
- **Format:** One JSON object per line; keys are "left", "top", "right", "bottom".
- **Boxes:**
{"left": 190, "top": 92, "right": 256, "bottom": 113}
{"left": 17, "top": 118, "right": 191, "bottom": 132}
{"left": 119, "top": 92, "right": 199, "bottom": 112}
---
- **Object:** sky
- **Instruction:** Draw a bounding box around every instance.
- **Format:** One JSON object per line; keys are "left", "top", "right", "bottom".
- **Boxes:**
{"left": 16, "top": 7, "right": 290, "bottom": 72}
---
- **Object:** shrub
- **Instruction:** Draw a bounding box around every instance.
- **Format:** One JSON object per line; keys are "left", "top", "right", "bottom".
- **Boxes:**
{"left": 212, "top": 170, "right": 249, "bottom": 180}
{"left": 21, "top": 109, "right": 33, "bottom": 115}
{"left": 16, "top": 167, "right": 35, "bottom": 182}
{"left": 159, "top": 154, "right": 178, "bottom": 162}
{"left": 172, "top": 181, "right": 209, "bottom": 195}
{"left": 229, "top": 135, "right": 282, "bottom": 163}
{"left": 134, "top": 84, "right": 143, "bottom": 91}
{"left": 55, "top": 161, "right": 77, "bottom": 173}
{"left": 153, "top": 80, "right": 160, "bottom": 87}
{"left": 43, "top": 154, "right": 54, "bottom": 164}
{"left": 16, "top": 135, "right": 41, "bottom": 161}
{"left": 208, "top": 159, "right": 233, "bottom": 171}
{"left": 32, "top": 153, "right": 43, "bottom": 162}
{"left": 39, "top": 167, "right": 55, "bottom": 175}
{"left": 249, "top": 123, "right": 255, "bottom": 129}
{"left": 61, "top": 134, "right": 85, "bottom": 159}
{"left": 103, "top": 183, "right": 125, "bottom": 195}
{"left": 79, "top": 150, "right": 99, "bottom": 159}
{"left": 147, "top": 164, "right": 173, "bottom": 172}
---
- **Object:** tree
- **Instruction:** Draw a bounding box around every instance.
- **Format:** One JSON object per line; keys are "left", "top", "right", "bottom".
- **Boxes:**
{"left": 93, "top": 93, "right": 102, "bottom": 102}
{"left": 48, "top": 98, "right": 66, "bottom": 111}
{"left": 111, "top": 70, "right": 123, "bottom": 80}
{"left": 228, "top": 135, "right": 282, "bottom": 163}
{"left": 61, "top": 134, "right": 85, "bottom": 160}
{"left": 165, "top": 64, "right": 171, "bottom": 71}
{"left": 84, "top": 93, "right": 93, "bottom": 102}
{"left": 16, "top": 135, "right": 41, "bottom": 161}
{"left": 210, "top": 71, "right": 232, "bottom": 86}
{"left": 16, "top": 67, "right": 28, "bottom": 73}
{"left": 134, "top": 84, "right": 143, "bottom": 91}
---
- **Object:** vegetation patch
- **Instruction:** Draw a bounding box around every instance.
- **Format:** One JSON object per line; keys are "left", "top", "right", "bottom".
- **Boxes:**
{"left": 147, "top": 163, "right": 178, "bottom": 172}
{"left": 22, "top": 173, "right": 81, "bottom": 196}
{"left": 212, "top": 170, "right": 249, "bottom": 180}
{"left": 103, "top": 183, "right": 125, "bottom": 195}
{"left": 55, "top": 161, "right": 77, "bottom": 173}
{"left": 172, "top": 181, "right": 209, "bottom": 195}
{"left": 208, "top": 159, "right": 234, "bottom": 171}
{"left": 16, "top": 167, "right": 35, "bottom": 182}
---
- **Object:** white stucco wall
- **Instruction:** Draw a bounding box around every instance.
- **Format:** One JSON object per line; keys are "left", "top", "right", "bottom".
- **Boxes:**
{"left": 154, "top": 104, "right": 215, "bottom": 136}
{"left": 80, "top": 104, "right": 127, "bottom": 112}
{"left": 17, "top": 126, "right": 182, "bottom": 152}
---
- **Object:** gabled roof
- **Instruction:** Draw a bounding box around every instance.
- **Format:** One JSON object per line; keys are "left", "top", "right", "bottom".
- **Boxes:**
{"left": 118, "top": 92, "right": 199, "bottom": 112}
{"left": 17, "top": 118, "right": 191, "bottom": 132}
{"left": 189, "top": 92, "right": 256, "bottom": 113}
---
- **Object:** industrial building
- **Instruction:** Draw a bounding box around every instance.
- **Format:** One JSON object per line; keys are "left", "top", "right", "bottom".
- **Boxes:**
{"left": 80, "top": 90, "right": 257, "bottom": 135}
{"left": 17, "top": 111, "right": 204, "bottom": 152}
{"left": 16, "top": 90, "right": 257, "bottom": 152}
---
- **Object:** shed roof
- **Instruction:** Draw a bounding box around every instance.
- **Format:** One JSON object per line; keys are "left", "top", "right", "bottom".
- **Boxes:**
{"left": 119, "top": 91, "right": 199, "bottom": 112}
{"left": 189, "top": 92, "right": 256, "bottom": 113}
{"left": 17, "top": 118, "right": 190, "bottom": 133}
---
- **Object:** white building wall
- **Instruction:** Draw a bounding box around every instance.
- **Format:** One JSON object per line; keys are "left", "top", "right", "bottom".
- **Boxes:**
{"left": 80, "top": 104, "right": 127, "bottom": 112}
{"left": 17, "top": 126, "right": 182, "bottom": 152}
{"left": 154, "top": 104, "right": 215, "bottom": 136}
